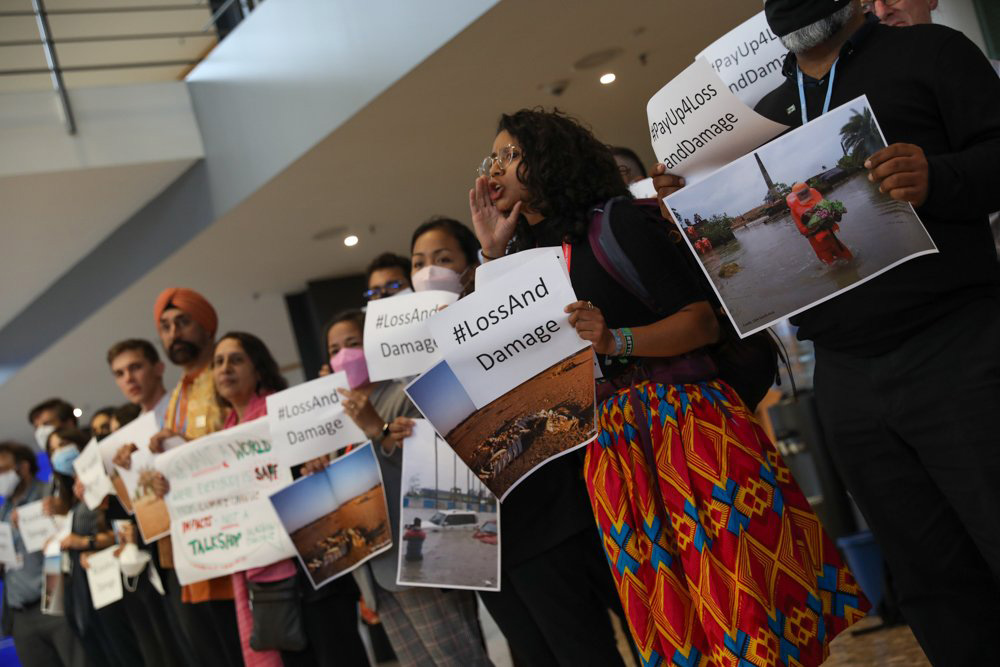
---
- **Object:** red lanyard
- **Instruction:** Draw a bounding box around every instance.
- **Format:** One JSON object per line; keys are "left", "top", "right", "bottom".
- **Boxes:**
{"left": 562, "top": 242, "right": 572, "bottom": 273}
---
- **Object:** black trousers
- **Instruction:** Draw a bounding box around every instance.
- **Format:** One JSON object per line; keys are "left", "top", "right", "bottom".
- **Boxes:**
{"left": 121, "top": 572, "right": 184, "bottom": 667}
{"left": 813, "top": 296, "right": 1000, "bottom": 666}
{"left": 479, "top": 528, "right": 626, "bottom": 667}
{"left": 10, "top": 603, "right": 82, "bottom": 667}
{"left": 164, "top": 570, "right": 242, "bottom": 667}
{"left": 281, "top": 588, "right": 368, "bottom": 666}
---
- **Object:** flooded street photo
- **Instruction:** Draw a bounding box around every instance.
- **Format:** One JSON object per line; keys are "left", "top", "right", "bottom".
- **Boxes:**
{"left": 703, "top": 176, "right": 936, "bottom": 330}
{"left": 398, "top": 507, "right": 499, "bottom": 589}
{"left": 666, "top": 96, "right": 938, "bottom": 335}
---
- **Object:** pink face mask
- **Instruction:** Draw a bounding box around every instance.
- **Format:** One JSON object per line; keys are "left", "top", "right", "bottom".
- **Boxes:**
{"left": 330, "top": 347, "right": 370, "bottom": 389}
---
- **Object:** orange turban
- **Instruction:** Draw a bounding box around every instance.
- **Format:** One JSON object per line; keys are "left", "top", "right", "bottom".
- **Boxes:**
{"left": 153, "top": 288, "right": 218, "bottom": 337}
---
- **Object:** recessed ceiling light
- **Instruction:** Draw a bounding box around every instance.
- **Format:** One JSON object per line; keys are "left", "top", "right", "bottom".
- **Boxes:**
{"left": 73, "top": 408, "right": 83, "bottom": 417}
{"left": 344, "top": 235, "right": 359, "bottom": 247}
{"left": 600, "top": 73, "right": 616, "bottom": 85}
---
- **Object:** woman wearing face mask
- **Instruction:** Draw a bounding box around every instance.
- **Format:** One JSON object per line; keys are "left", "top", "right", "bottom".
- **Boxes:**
{"left": 316, "top": 310, "right": 490, "bottom": 667}
{"left": 47, "top": 428, "right": 144, "bottom": 667}
{"left": 410, "top": 216, "right": 480, "bottom": 295}
{"left": 469, "top": 108, "right": 867, "bottom": 666}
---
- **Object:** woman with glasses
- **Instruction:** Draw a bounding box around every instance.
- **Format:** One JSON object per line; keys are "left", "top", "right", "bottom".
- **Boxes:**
{"left": 469, "top": 108, "right": 868, "bottom": 667}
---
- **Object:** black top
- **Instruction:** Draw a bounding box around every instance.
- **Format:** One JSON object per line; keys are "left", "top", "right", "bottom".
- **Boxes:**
{"left": 755, "top": 17, "right": 1000, "bottom": 356}
{"left": 497, "top": 201, "right": 708, "bottom": 566}
{"left": 527, "top": 200, "right": 709, "bottom": 379}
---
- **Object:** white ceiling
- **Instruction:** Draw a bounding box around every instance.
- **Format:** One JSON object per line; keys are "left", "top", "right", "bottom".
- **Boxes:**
{"left": 0, "top": 0, "right": 758, "bottom": 443}
{"left": 0, "top": 0, "right": 217, "bottom": 93}
{"left": 0, "top": 159, "right": 197, "bottom": 329}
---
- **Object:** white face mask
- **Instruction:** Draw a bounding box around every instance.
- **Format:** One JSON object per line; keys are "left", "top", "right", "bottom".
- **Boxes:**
{"left": 118, "top": 543, "right": 151, "bottom": 578}
{"left": 0, "top": 470, "right": 20, "bottom": 497}
{"left": 34, "top": 424, "right": 55, "bottom": 451}
{"left": 411, "top": 266, "right": 465, "bottom": 294}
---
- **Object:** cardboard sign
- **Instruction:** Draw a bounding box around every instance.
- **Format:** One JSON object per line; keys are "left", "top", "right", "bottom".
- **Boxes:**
{"left": 73, "top": 438, "right": 114, "bottom": 510}
{"left": 698, "top": 11, "right": 789, "bottom": 108}
{"left": 266, "top": 372, "right": 367, "bottom": 467}
{"left": 664, "top": 95, "right": 937, "bottom": 337}
{"left": 270, "top": 443, "right": 391, "bottom": 589}
{"left": 396, "top": 420, "right": 500, "bottom": 591}
{"left": 16, "top": 500, "right": 59, "bottom": 554}
{"left": 85, "top": 546, "right": 124, "bottom": 610}
{"left": 363, "top": 290, "right": 457, "bottom": 381}
{"left": 427, "top": 252, "right": 588, "bottom": 409}
{"left": 646, "top": 58, "right": 786, "bottom": 184}
{"left": 114, "top": 447, "right": 170, "bottom": 543}
{"left": 156, "top": 418, "right": 296, "bottom": 586}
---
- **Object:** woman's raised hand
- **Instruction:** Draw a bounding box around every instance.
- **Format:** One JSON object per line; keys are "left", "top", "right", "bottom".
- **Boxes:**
{"left": 469, "top": 175, "right": 521, "bottom": 259}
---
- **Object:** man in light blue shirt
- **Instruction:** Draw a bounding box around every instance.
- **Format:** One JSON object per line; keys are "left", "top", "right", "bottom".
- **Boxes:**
{"left": 0, "top": 441, "right": 81, "bottom": 667}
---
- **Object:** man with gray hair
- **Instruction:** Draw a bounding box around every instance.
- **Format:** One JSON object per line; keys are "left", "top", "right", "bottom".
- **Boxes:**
{"left": 753, "top": 1, "right": 1000, "bottom": 663}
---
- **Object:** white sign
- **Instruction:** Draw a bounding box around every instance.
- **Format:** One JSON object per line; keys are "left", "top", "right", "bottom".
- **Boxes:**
{"left": 428, "top": 252, "right": 587, "bottom": 409}
{"left": 0, "top": 522, "right": 18, "bottom": 566}
{"left": 646, "top": 58, "right": 787, "bottom": 184}
{"left": 156, "top": 418, "right": 296, "bottom": 586}
{"left": 474, "top": 247, "right": 569, "bottom": 289}
{"left": 16, "top": 500, "right": 58, "bottom": 553}
{"left": 74, "top": 438, "right": 114, "bottom": 510}
{"left": 266, "top": 372, "right": 367, "bottom": 468}
{"left": 96, "top": 411, "right": 160, "bottom": 474}
{"left": 85, "top": 546, "right": 124, "bottom": 609}
{"left": 364, "top": 290, "right": 457, "bottom": 381}
{"left": 698, "top": 11, "right": 789, "bottom": 108}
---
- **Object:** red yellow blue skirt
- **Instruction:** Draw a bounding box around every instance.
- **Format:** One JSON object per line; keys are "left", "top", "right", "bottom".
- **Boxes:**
{"left": 584, "top": 379, "right": 869, "bottom": 666}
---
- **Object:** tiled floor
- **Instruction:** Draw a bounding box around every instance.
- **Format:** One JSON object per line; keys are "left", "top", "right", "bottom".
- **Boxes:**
{"left": 822, "top": 616, "right": 931, "bottom": 666}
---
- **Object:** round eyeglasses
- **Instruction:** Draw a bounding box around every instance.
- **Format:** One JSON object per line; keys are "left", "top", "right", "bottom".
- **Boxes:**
{"left": 478, "top": 145, "right": 522, "bottom": 177}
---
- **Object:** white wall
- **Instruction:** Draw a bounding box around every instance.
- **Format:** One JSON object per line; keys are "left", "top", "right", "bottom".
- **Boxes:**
{"left": 0, "top": 82, "right": 204, "bottom": 178}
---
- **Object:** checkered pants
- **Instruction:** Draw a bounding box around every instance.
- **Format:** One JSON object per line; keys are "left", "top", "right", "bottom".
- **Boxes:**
{"left": 376, "top": 587, "right": 490, "bottom": 666}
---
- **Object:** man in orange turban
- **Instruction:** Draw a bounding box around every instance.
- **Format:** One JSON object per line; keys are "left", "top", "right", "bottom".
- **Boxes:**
{"left": 116, "top": 287, "right": 241, "bottom": 665}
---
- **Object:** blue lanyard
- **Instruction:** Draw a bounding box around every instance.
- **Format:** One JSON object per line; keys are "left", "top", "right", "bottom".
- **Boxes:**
{"left": 796, "top": 58, "right": 838, "bottom": 125}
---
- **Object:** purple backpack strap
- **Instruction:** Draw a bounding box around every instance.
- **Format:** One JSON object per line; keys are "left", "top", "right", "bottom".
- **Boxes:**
{"left": 587, "top": 197, "right": 661, "bottom": 314}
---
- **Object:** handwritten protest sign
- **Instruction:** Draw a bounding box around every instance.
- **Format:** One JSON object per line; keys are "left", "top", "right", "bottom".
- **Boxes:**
{"left": 0, "top": 523, "right": 19, "bottom": 567}
{"left": 85, "top": 546, "right": 124, "bottom": 609}
{"left": 266, "top": 372, "right": 367, "bottom": 468}
{"left": 270, "top": 443, "right": 391, "bottom": 589}
{"left": 74, "top": 438, "right": 114, "bottom": 510}
{"left": 396, "top": 420, "right": 499, "bottom": 591}
{"left": 646, "top": 58, "right": 786, "bottom": 184}
{"left": 428, "top": 252, "right": 587, "bottom": 409}
{"left": 363, "top": 290, "right": 457, "bottom": 381}
{"left": 16, "top": 500, "right": 58, "bottom": 553}
{"left": 698, "top": 11, "right": 789, "bottom": 108}
{"left": 156, "top": 418, "right": 296, "bottom": 586}
{"left": 664, "top": 95, "right": 937, "bottom": 337}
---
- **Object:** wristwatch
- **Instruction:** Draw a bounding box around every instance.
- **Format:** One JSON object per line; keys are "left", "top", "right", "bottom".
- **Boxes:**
{"left": 87, "top": 536, "right": 96, "bottom": 550}
{"left": 380, "top": 422, "right": 391, "bottom": 440}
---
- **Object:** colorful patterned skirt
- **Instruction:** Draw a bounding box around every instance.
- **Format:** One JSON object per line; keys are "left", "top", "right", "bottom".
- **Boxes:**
{"left": 584, "top": 379, "right": 869, "bottom": 667}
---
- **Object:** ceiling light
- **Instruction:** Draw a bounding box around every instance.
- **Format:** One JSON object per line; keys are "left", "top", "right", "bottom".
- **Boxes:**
{"left": 344, "top": 235, "right": 359, "bottom": 247}
{"left": 600, "top": 73, "right": 616, "bottom": 85}
{"left": 73, "top": 408, "right": 82, "bottom": 417}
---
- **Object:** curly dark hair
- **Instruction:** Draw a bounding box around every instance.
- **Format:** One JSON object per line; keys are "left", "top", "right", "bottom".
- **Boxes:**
{"left": 497, "top": 108, "right": 629, "bottom": 250}
{"left": 213, "top": 332, "right": 288, "bottom": 409}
